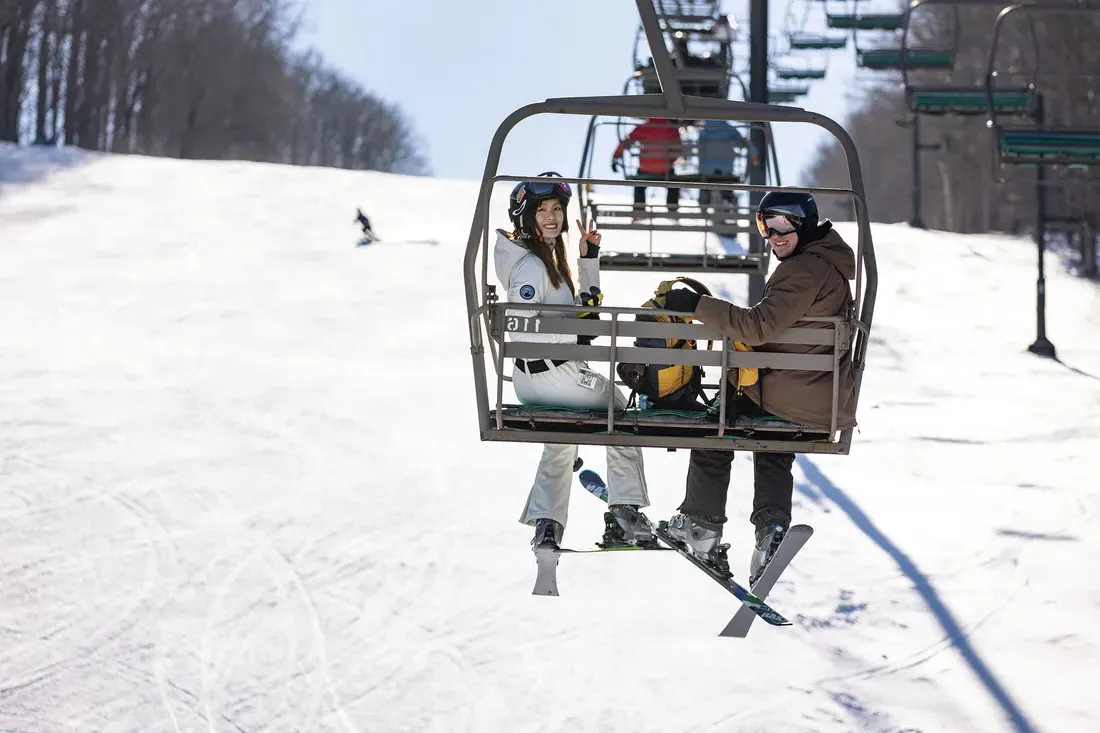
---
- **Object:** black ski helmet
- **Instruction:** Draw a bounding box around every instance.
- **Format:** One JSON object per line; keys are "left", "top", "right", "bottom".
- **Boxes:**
{"left": 756, "top": 190, "right": 819, "bottom": 242}
{"left": 509, "top": 171, "right": 572, "bottom": 239}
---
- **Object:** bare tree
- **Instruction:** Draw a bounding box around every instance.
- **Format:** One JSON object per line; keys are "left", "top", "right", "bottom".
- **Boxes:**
{"left": 3, "top": 0, "right": 429, "bottom": 175}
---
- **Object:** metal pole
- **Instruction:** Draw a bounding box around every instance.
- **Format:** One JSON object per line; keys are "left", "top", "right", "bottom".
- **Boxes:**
{"left": 747, "top": 0, "right": 769, "bottom": 305}
{"left": 909, "top": 114, "right": 925, "bottom": 229}
{"left": 1029, "top": 98, "right": 1056, "bottom": 358}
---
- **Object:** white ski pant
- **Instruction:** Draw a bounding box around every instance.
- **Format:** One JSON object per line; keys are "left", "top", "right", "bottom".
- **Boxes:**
{"left": 513, "top": 360, "right": 649, "bottom": 530}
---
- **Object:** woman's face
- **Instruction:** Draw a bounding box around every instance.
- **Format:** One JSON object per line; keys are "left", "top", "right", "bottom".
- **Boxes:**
{"left": 534, "top": 199, "right": 564, "bottom": 240}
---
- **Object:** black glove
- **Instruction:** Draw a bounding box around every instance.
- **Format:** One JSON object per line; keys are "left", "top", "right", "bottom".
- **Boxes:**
{"left": 610, "top": 157, "right": 621, "bottom": 173}
{"left": 662, "top": 287, "right": 702, "bottom": 314}
{"left": 577, "top": 287, "right": 602, "bottom": 345}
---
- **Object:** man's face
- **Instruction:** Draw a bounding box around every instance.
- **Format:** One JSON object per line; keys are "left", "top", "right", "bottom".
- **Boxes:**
{"left": 769, "top": 230, "right": 799, "bottom": 258}
{"left": 760, "top": 212, "right": 800, "bottom": 257}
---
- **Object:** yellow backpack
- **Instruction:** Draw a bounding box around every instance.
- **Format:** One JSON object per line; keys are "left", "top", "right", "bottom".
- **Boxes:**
{"left": 616, "top": 277, "right": 758, "bottom": 410}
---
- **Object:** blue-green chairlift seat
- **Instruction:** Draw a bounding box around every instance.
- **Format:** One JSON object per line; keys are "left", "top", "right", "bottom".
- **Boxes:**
{"left": 827, "top": 14, "right": 905, "bottom": 31}
{"left": 788, "top": 34, "right": 848, "bottom": 50}
{"left": 857, "top": 48, "right": 954, "bottom": 70}
{"left": 908, "top": 88, "right": 1036, "bottom": 115}
{"left": 998, "top": 129, "right": 1100, "bottom": 165}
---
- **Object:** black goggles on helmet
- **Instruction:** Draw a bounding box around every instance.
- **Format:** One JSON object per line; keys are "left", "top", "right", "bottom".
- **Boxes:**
{"left": 755, "top": 207, "right": 804, "bottom": 238}
{"left": 510, "top": 172, "right": 572, "bottom": 215}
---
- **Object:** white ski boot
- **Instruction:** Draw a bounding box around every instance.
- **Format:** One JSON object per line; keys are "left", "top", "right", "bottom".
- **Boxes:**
{"left": 663, "top": 513, "right": 730, "bottom": 573}
{"left": 602, "top": 505, "right": 655, "bottom": 548}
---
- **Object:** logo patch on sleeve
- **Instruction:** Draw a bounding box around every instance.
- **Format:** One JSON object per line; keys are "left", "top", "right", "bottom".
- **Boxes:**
{"left": 519, "top": 284, "right": 536, "bottom": 300}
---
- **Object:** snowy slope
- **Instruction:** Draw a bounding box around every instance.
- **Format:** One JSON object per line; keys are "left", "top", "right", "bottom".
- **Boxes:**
{"left": 1, "top": 143, "right": 1098, "bottom": 733}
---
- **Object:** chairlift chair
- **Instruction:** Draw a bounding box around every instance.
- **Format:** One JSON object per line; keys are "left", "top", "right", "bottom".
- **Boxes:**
{"left": 464, "top": 0, "right": 879, "bottom": 455}
{"left": 985, "top": 2, "right": 1100, "bottom": 179}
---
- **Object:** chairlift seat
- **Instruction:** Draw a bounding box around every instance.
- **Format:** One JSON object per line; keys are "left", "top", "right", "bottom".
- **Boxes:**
{"left": 775, "top": 68, "right": 828, "bottom": 80}
{"left": 788, "top": 34, "right": 848, "bottom": 50}
{"left": 768, "top": 87, "right": 810, "bottom": 103}
{"left": 493, "top": 404, "right": 833, "bottom": 442}
{"left": 827, "top": 14, "right": 905, "bottom": 31}
{"left": 596, "top": 219, "right": 754, "bottom": 235}
{"left": 478, "top": 308, "right": 859, "bottom": 453}
{"left": 908, "top": 88, "right": 1035, "bottom": 115}
{"left": 998, "top": 129, "right": 1100, "bottom": 166}
{"left": 857, "top": 49, "right": 953, "bottom": 70}
{"left": 598, "top": 251, "right": 768, "bottom": 273}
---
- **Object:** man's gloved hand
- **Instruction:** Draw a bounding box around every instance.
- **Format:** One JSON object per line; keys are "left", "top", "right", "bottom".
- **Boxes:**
{"left": 610, "top": 156, "right": 621, "bottom": 173}
{"left": 662, "top": 287, "right": 702, "bottom": 314}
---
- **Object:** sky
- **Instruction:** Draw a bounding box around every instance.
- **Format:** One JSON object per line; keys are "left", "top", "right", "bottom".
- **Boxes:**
{"left": 3, "top": 141, "right": 1100, "bottom": 732}
{"left": 296, "top": 0, "right": 871, "bottom": 186}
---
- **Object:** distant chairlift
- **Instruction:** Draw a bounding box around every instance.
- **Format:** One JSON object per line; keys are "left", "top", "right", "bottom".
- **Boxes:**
{"left": 898, "top": 0, "right": 1038, "bottom": 116}
{"left": 576, "top": 116, "right": 778, "bottom": 274}
{"left": 629, "top": 16, "right": 733, "bottom": 99}
{"left": 839, "top": 0, "right": 956, "bottom": 71}
{"left": 464, "top": 0, "right": 878, "bottom": 455}
{"left": 985, "top": 2, "right": 1100, "bottom": 175}
{"left": 788, "top": 33, "right": 849, "bottom": 50}
{"left": 826, "top": 13, "right": 905, "bottom": 31}
{"left": 768, "top": 83, "right": 811, "bottom": 103}
{"left": 774, "top": 61, "right": 828, "bottom": 80}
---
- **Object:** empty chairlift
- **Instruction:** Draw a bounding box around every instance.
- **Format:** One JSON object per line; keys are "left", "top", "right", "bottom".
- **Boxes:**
{"left": 899, "top": 0, "right": 1032, "bottom": 114}
{"left": 825, "top": 0, "right": 906, "bottom": 32}
{"left": 768, "top": 83, "right": 811, "bottom": 104}
{"left": 985, "top": 2, "right": 1100, "bottom": 176}
{"left": 774, "top": 58, "right": 829, "bottom": 80}
{"left": 788, "top": 32, "right": 849, "bottom": 50}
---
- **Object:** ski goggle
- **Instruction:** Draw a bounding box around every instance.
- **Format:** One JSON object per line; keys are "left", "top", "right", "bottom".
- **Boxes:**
{"left": 510, "top": 172, "right": 572, "bottom": 215}
{"left": 755, "top": 209, "right": 802, "bottom": 238}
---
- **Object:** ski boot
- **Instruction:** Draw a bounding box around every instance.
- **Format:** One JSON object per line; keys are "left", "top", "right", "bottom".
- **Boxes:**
{"left": 600, "top": 505, "right": 656, "bottom": 548}
{"left": 663, "top": 513, "right": 730, "bottom": 575}
{"left": 749, "top": 508, "right": 791, "bottom": 586}
{"left": 532, "top": 518, "right": 564, "bottom": 551}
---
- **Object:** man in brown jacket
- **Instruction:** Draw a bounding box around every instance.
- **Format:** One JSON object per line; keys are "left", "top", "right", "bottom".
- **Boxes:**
{"left": 660, "top": 191, "right": 858, "bottom": 584}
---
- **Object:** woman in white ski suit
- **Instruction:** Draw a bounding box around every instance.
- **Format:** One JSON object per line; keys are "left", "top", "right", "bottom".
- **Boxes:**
{"left": 492, "top": 173, "right": 652, "bottom": 550}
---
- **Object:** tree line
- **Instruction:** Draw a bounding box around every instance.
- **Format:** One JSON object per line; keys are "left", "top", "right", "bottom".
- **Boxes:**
{"left": 0, "top": 0, "right": 428, "bottom": 174}
{"left": 805, "top": 2, "right": 1099, "bottom": 262}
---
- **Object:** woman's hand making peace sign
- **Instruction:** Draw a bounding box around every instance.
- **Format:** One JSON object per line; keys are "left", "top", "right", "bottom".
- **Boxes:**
{"left": 575, "top": 218, "right": 601, "bottom": 257}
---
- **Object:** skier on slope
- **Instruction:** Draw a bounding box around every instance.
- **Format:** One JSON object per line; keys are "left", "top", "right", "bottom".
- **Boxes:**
{"left": 493, "top": 172, "right": 654, "bottom": 551}
{"left": 356, "top": 208, "right": 377, "bottom": 242}
{"left": 659, "top": 191, "right": 859, "bottom": 584}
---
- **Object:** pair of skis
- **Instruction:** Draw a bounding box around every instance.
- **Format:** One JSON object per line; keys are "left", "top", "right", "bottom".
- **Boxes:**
{"left": 531, "top": 468, "right": 811, "bottom": 637}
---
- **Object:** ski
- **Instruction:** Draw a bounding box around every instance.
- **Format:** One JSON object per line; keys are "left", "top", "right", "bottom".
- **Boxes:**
{"left": 356, "top": 236, "right": 439, "bottom": 247}
{"left": 575, "top": 462, "right": 797, "bottom": 631}
{"left": 532, "top": 543, "right": 670, "bottom": 595}
{"left": 532, "top": 548, "right": 560, "bottom": 596}
{"left": 654, "top": 521, "right": 792, "bottom": 627}
{"left": 532, "top": 464, "right": 669, "bottom": 596}
{"left": 719, "top": 525, "right": 813, "bottom": 637}
{"left": 556, "top": 545, "right": 673, "bottom": 554}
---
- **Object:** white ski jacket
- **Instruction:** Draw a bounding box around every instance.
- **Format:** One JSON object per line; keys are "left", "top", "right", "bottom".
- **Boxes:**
{"left": 492, "top": 230, "right": 600, "bottom": 344}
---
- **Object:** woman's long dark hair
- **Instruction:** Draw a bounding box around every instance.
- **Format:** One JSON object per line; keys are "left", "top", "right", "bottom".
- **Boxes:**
{"left": 514, "top": 201, "right": 575, "bottom": 297}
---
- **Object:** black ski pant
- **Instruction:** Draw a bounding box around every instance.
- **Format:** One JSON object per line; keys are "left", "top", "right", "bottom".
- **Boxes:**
{"left": 678, "top": 394, "right": 794, "bottom": 528}
{"left": 633, "top": 171, "right": 680, "bottom": 210}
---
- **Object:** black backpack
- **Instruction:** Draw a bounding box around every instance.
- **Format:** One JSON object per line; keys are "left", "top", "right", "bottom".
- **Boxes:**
{"left": 616, "top": 277, "right": 715, "bottom": 411}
